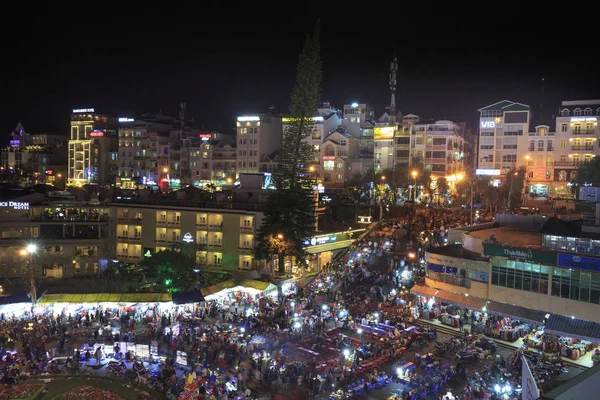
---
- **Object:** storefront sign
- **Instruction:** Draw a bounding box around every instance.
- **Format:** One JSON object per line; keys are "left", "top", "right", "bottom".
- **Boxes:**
{"left": 182, "top": 232, "right": 194, "bottom": 243}
{"left": 199, "top": 134, "right": 211, "bottom": 141}
{"left": 483, "top": 244, "right": 556, "bottom": 265}
{"left": 322, "top": 156, "right": 335, "bottom": 160}
{"left": 374, "top": 126, "right": 394, "bottom": 140}
{"left": 73, "top": 108, "right": 94, "bottom": 113}
{"left": 476, "top": 169, "right": 500, "bottom": 176}
{"left": 579, "top": 186, "right": 600, "bottom": 202}
{"left": 570, "top": 117, "right": 597, "bottom": 122}
{"left": 306, "top": 235, "right": 337, "bottom": 246}
{"left": 557, "top": 253, "right": 600, "bottom": 273}
{"left": 480, "top": 117, "right": 502, "bottom": 129}
{"left": 9, "top": 140, "right": 20, "bottom": 147}
{"left": 0, "top": 201, "right": 30, "bottom": 210}
{"left": 90, "top": 130, "right": 104, "bottom": 137}
{"left": 358, "top": 215, "right": 372, "bottom": 224}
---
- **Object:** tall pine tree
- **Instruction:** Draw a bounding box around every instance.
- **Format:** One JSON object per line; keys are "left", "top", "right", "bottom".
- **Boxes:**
{"left": 254, "top": 22, "right": 322, "bottom": 275}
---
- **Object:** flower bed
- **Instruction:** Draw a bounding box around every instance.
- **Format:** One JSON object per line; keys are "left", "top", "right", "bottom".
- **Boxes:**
{"left": 0, "top": 384, "right": 45, "bottom": 400}
{"left": 58, "top": 386, "right": 124, "bottom": 400}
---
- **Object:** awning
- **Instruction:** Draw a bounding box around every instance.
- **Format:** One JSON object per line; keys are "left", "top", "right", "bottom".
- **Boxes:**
{"left": 545, "top": 314, "right": 600, "bottom": 341}
{"left": 172, "top": 291, "right": 204, "bottom": 305}
{"left": 306, "top": 239, "right": 353, "bottom": 254}
{"left": 410, "top": 285, "right": 486, "bottom": 311}
{"left": 0, "top": 294, "right": 31, "bottom": 305}
{"left": 200, "top": 280, "right": 237, "bottom": 297}
{"left": 38, "top": 293, "right": 172, "bottom": 304}
{"left": 240, "top": 279, "right": 275, "bottom": 292}
{"left": 485, "top": 301, "right": 547, "bottom": 324}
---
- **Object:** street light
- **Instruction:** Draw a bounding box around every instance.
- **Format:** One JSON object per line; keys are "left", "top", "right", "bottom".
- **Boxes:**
{"left": 507, "top": 171, "right": 519, "bottom": 212}
{"left": 22, "top": 244, "right": 38, "bottom": 309}
{"left": 411, "top": 171, "right": 418, "bottom": 201}
{"left": 379, "top": 176, "right": 386, "bottom": 220}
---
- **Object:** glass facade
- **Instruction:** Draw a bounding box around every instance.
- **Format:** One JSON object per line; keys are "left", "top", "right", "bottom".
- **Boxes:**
{"left": 542, "top": 235, "right": 600, "bottom": 256}
{"left": 551, "top": 268, "right": 600, "bottom": 304}
{"left": 491, "top": 259, "right": 549, "bottom": 294}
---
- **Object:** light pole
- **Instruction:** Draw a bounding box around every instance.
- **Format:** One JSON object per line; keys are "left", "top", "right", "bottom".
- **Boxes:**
{"left": 379, "top": 176, "right": 386, "bottom": 220}
{"left": 274, "top": 233, "right": 284, "bottom": 276}
{"left": 411, "top": 170, "right": 418, "bottom": 201}
{"left": 507, "top": 171, "right": 518, "bottom": 213}
{"left": 21, "top": 244, "right": 38, "bottom": 310}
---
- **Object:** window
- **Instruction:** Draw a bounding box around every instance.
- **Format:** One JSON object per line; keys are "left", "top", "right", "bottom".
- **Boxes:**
{"left": 560, "top": 109, "right": 569, "bottom": 117}
{"left": 584, "top": 108, "right": 592, "bottom": 116}
{"left": 323, "top": 160, "right": 334, "bottom": 170}
{"left": 574, "top": 108, "right": 582, "bottom": 116}
{"left": 561, "top": 140, "right": 566, "bottom": 148}
{"left": 492, "top": 259, "right": 549, "bottom": 294}
{"left": 561, "top": 124, "right": 567, "bottom": 132}
{"left": 559, "top": 170, "right": 567, "bottom": 181}
{"left": 340, "top": 140, "right": 347, "bottom": 146}
{"left": 551, "top": 268, "right": 600, "bottom": 304}
{"left": 502, "top": 154, "right": 517, "bottom": 162}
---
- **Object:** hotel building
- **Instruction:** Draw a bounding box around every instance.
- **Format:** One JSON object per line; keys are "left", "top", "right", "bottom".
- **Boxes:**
{"left": 235, "top": 113, "right": 282, "bottom": 175}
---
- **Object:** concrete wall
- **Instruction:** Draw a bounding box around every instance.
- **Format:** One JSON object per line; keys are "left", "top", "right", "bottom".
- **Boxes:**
{"left": 425, "top": 277, "right": 490, "bottom": 299}
{"left": 489, "top": 285, "right": 600, "bottom": 324}
{"left": 494, "top": 214, "right": 548, "bottom": 230}
{"left": 426, "top": 251, "right": 489, "bottom": 272}
{"left": 447, "top": 222, "right": 495, "bottom": 246}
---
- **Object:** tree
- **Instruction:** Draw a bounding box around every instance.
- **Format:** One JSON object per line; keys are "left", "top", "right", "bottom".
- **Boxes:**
{"left": 255, "top": 22, "right": 322, "bottom": 275}
{"left": 500, "top": 167, "right": 526, "bottom": 210}
{"left": 139, "top": 247, "right": 197, "bottom": 291}
{"left": 573, "top": 156, "right": 600, "bottom": 187}
{"left": 436, "top": 177, "right": 449, "bottom": 200}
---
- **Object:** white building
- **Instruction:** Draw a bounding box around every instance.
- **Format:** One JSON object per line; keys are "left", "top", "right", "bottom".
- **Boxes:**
{"left": 116, "top": 116, "right": 173, "bottom": 188}
{"left": 477, "top": 100, "right": 531, "bottom": 176}
{"left": 341, "top": 102, "right": 375, "bottom": 138}
{"left": 412, "top": 119, "right": 465, "bottom": 178}
{"left": 320, "top": 130, "right": 358, "bottom": 190}
{"left": 552, "top": 100, "right": 600, "bottom": 197}
{"left": 236, "top": 114, "right": 282, "bottom": 176}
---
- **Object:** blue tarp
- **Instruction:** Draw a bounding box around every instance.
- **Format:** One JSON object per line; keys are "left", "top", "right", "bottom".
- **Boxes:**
{"left": 172, "top": 291, "right": 204, "bottom": 305}
{"left": 0, "top": 294, "right": 31, "bottom": 305}
{"left": 545, "top": 314, "right": 600, "bottom": 341}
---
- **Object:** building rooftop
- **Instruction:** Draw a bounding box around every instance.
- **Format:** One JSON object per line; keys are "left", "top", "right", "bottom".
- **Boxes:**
{"left": 478, "top": 100, "right": 530, "bottom": 112}
{"left": 469, "top": 227, "right": 542, "bottom": 247}
{"left": 427, "top": 245, "right": 488, "bottom": 262}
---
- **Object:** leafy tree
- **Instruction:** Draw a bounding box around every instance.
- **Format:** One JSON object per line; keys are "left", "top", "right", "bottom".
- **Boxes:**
{"left": 436, "top": 177, "right": 449, "bottom": 199}
{"left": 573, "top": 156, "right": 600, "bottom": 187}
{"left": 500, "top": 167, "right": 526, "bottom": 210}
{"left": 139, "top": 247, "right": 197, "bottom": 291}
{"left": 255, "top": 22, "right": 321, "bottom": 275}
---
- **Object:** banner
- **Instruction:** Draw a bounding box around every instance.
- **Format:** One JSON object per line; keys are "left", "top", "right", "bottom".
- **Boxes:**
{"left": 521, "top": 356, "right": 540, "bottom": 400}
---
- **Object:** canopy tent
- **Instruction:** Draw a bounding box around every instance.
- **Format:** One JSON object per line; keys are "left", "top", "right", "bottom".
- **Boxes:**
{"left": 172, "top": 291, "right": 204, "bottom": 305}
{"left": 240, "top": 279, "right": 278, "bottom": 298}
{"left": 38, "top": 293, "right": 172, "bottom": 304}
{"left": 200, "top": 280, "right": 237, "bottom": 298}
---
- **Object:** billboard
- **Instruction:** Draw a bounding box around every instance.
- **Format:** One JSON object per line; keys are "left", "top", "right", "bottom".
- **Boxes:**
{"left": 374, "top": 126, "right": 394, "bottom": 140}
{"left": 579, "top": 186, "right": 600, "bottom": 202}
{"left": 476, "top": 169, "right": 500, "bottom": 176}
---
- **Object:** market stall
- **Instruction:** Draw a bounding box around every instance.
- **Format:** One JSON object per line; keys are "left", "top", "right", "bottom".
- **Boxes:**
{"left": 0, "top": 294, "right": 33, "bottom": 320}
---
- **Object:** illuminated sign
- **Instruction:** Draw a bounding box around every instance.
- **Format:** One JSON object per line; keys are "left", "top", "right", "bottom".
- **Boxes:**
{"left": 182, "top": 232, "right": 194, "bottom": 243}
{"left": 199, "top": 134, "right": 211, "bottom": 141}
{"left": 374, "top": 126, "right": 395, "bottom": 140}
{"left": 480, "top": 118, "right": 498, "bottom": 129}
{"left": 0, "top": 201, "right": 29, "bottom": 210}
{"left": 351, "top": 102, "right": 359, "bottom": 107}
{"left": 282, "top": 116, "right": 324, "bottom": 122}
{"left": 358, "top": 215, "right": 372, "bottom": 224}
{"left": 90, "top": 130, "right": 104, "bottom": 137}
{"left": 308, "top": 235, "right": 337, "bottom": 246}
{"left": 73, "top": 108, "right": 94, "bottom": 113}
{"left": 476, "top": 169, "right": 501, "bottom": 176}
{"left": 9, "top": 140, "right": 20, "bottom": 147}
{"left": 571, "top": 117, "right": 597, "bottom": 122}
{"left": 323, "top": 156, "right": 335, "bottom": 160}
{"left": 118, "top": 118, "right": 135, "bottom": 122}
{"left": 237, "top": 116, "right": 260, "bottom": 122}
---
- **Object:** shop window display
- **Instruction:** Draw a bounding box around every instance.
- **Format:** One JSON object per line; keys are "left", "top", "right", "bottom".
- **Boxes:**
{"left": 491, "top": 259, "right": 549, "bottom": 294}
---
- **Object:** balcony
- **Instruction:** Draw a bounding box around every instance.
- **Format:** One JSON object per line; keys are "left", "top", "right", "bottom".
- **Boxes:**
{"left": 572, "top": 130, "right": 595, "bottom": 135}
{"left": 209, "top": 222, "right": 223, "bottom": 229}
{"left": 554, "top": 161, "right": 578, "bottom": 167}
{"left": 238, "top": 246, "right": 253, "bottom": 254}
{"left": 239, "top": 225, "right": 254, "bottom": 232}
{"left": 196, "top": 221, "right": 207, "bottom": 228}
{"left": 571, "top": 145, "right": 594, "bottom": 151}
{"left": 156, "top": 219, "right": 167, "bottom": 226}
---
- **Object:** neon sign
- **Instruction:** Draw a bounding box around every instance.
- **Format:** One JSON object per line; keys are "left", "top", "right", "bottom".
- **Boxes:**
{"left": 118, "top": 118, "right": 135, "bottom": 122}
{"left": 199, "top": 134, "right": 211, "bottom": 141}
{"left": 323, "top": 156, "right": 335, "bottom": 160}
{"left": 0, "top": 201, "right": 29, "bottom": 210}
{"left": 73, "top": 108, "right": 94, "bottom": 113}
{"left": 9, "top": 140, "right": 20, "bottom": 147}
{"left": 90, "top": 131, "right": 104, "bottom": 137}
{"left": 182, "top": 232, "right": 194, "bottom": 243}
{"left": 237, "top": 116, "right": 260, "bottom": 122}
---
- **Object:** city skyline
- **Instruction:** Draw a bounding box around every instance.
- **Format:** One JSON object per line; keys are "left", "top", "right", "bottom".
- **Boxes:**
{"left": 3, "top": 13, "right": 599, "bottom": 141}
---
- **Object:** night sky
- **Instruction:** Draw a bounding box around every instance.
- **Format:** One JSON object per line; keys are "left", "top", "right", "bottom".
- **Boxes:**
{"left": 3, "top": 12, "right": 599, "bottom": 143}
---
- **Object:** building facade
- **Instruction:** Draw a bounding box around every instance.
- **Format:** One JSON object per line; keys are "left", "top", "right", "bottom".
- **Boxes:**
{"left": 0, "top": 194, "right": 110, "bottom": 279}
{"left": 236, "top": 114, "right": 282, "bottom": 176}
{"left": 68, "top": 108, "right": 117, "bottom": 186}
{"left": 477, "top": 100, "right": 531, "bottom": 176}
{"left": 552, "top": 100, "right": 600, "bottom": 198}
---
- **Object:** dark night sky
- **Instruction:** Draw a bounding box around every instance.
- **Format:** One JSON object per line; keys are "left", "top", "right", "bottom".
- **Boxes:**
{"left": 2, "top": 11, "right": 599, "bottom": 144}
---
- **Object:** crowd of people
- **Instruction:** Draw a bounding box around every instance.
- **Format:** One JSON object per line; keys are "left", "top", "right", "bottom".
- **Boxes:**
{"left": 0, "top": 208, "right": 518, "bottom": 400}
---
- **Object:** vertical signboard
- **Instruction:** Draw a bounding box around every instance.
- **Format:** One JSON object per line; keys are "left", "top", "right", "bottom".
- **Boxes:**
{"left": 521, "top": 357, "right": 540, "bottom": 400}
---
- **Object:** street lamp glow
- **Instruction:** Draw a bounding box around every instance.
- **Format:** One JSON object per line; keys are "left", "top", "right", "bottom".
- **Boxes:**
{"left": 19, "top": 249, "right": 28, "bottom": 256}
{"left": 26, "top": 244, "right": 37, "bottom": 253}
{"left": 343, "top": 349, "right": 350, "bottom": 358}
{"left": 277, "top": 234, "right": 283, "bottom": 240}
{"left": 411, "top": 170, "right": 418, "bottom": 178}
{"left": 357, "top": 328, "right": 363, "bottom": 335}
{"left": 456, "top": 173, "right": 464, "bottom": 181}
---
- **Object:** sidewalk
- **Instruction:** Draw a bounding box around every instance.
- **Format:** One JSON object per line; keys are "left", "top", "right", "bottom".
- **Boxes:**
{"left": 416, "top": 317, "right": 593, "bottom": 369}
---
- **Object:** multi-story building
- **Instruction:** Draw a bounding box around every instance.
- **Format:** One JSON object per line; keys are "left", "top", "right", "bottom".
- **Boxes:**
{"left": 341, "top": 102, "right": 375, "bottom": 138}
{"left": 236, "top": 113, "right": 282, "bottom": 175}
{"left": 109, "top": 198, "right": 264, "bottom": 271}
{"left": 522, "top": 122, "right": 556, "bottom": 198}
{"left": 374, "top": 113, "right": 395, "bottom": 173}
{"left": 117, "top": 115, "right": 173, "bottom": 188}
{"left": 320, "top": 129, "right": 358, "bottom": 190}
{"left": 0, "top": 192, "right": 110, "bottom": 279}
{"left": 413, "top": 214, "right": 600, "bottom": 365}
{"left": 552, "top": 100, "right": 600, "bottom": 198}
{"left": 412, "top": 119, "right": 465, "bottom": 178}
{"left": 477, "top": 100, "right": 531, "bottom": 176}
{"left": 187, "top": 132, "right": 236, "bottom": 186}
{"left": 1, "top": 123, "right": 67, "bottom": 185}
{"left": 68, "top": 108, "right": 117, "bottom": 186}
